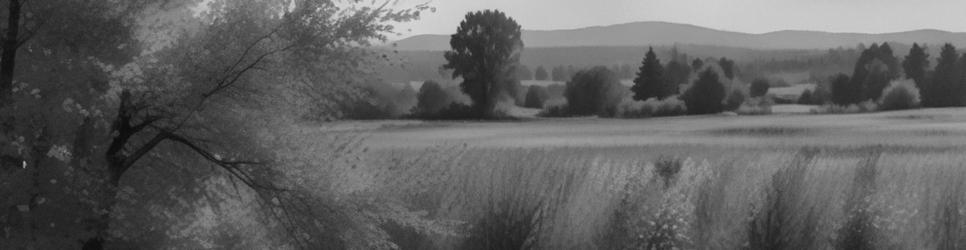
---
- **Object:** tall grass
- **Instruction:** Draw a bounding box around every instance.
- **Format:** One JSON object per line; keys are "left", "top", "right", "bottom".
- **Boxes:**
{"left": 370, "top": 144, "right": 966, "bottom": 249}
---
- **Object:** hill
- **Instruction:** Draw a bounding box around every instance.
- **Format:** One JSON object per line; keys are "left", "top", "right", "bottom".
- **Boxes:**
{"left": 392, "top": 21, "right": 966, "bottom": 51}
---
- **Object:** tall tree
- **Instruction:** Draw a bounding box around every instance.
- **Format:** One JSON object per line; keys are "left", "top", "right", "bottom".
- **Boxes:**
{"left": 926, "top": 44, "right": 961, "bottom": 107}
{"left": 718, "top": 57, "right": 736, "bottom": 80}
{"left": 534, "top": 66, "right": 549, "bottom": 81}
{"left": 443, "top": 10, "right": 523, "bottom": 118}
{"left": 903, "top": 43, "right": 930, "bottom": 90}
{"left": 631, "top": 47, "right": 670, "bottom": 100}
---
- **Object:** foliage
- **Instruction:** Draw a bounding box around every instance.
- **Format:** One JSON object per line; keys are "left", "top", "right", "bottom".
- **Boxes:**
{"left": 632, "top": 47, "right": 673, "bottom": 101}
{"left": 1, "top": 0, "right": 434, "bottom": 248}
{"left": 811, "top": 101, "right": 879, "bottom": 114}
{"left": 924, "top": 44, "right": 965, "bottom": 107}
{"left": 412, "top": 81, "right": 456, "bottom": 117}
{"left": 798, "top": 89, "right": 814, "bottom": 105}
{"left": 750, "top": 78, "right": 771, "bottom": 97}
{"left": 682, "top": 69, "right": 727, "bottom": 114}
{"left": 535, "top": 66, "right": 549, "bottom": 81}
{"left": 725, "top": 88, "right": 748, "bottom": 111}
{"left": 878, "top": 79, "right": 921, "bottom": 111}
{"left": 737, "top": 96, "right": 774, "bottom": 115}
{"left": 443, "top": 10, "right": 523, "bottom": 118}
{"left": 613, "top": 96, "right": 688, "bottom": 118}
{"left": 563, "top": 66, "right": 627, "bottom": 116}
{"left": 718, "top": 57, "right": 737, "bottom": 80}
{"left": 902, "top": 43, "right": 930, "bottom": 90}
{"left": 524, "top": 85, "right": 551, "bottom": 109}
{"left": 847, "top": 43, "right": 901, "bottom": 104}
{"left": 830, "top": 73, "right": 860, "bottom": 105}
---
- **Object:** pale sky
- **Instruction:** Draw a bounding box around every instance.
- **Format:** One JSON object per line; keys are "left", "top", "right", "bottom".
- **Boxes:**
{"left": 390, "top": 0, "right": 966, "bottom": 39}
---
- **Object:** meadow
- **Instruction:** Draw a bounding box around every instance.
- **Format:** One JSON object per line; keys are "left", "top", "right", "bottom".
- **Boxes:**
{"left": 322, "top": 108, "right": 966, "bottom": 249}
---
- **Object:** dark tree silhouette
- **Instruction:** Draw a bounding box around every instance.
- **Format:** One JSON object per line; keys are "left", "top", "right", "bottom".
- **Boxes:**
{"left": 926, "top": 44, "right": 962, "bottom": 107}
{"left": 692, "top": 58, "right": 705, "bottom": 71}
{"left": 903, "top": 43, "right": 930, "bottom": 90}
{"left": 631, "top": 47, "right": 671, "bottom": 100}
{"left": 683, "top": 69, "right": 727, "bottom": 114}
{"left": 443, "top": 10, "right": 523, "bottom": 118}
{"left": 565, "top": 66, "right": 625, "bottom": 116}
{"left": 535, "top": 66, "right": 549, "bottom": 81}
{"left": 412, "top": 81, "right": 454, "bottom": 116}
{"left": 664, "top": 60, "right": 692, "bottom": 87}
{"left": 831, "top": 74, "right": 859, "bottom": 105}
{"left": 718, "top": 57, "right": 736, "bottom": 80}
{"left": 847, "top": 43, "right": 900, "bottom": 103}
{"left": 524, "top": 85, "right": 550, "bottom": 109}
{"left": 0, "top": 0, "right": 22, "bottom": 103}
{"left": 750, "top": 78, "right": 771, "bottom": 97}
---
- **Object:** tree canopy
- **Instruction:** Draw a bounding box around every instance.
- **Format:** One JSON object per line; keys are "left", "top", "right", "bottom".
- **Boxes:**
{"left": 631, "top": 47, "right": 672, "bottom": 101}
{"left": 683, "top": 69, "right": 726, "bottom": 114}
{"left": 443, "top": 9, "right": 523, "bottom": 118}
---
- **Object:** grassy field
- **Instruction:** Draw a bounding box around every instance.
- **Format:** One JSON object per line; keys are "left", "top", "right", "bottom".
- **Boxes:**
{"left": 332, "top": 108, "right": 966, "bottom": 249}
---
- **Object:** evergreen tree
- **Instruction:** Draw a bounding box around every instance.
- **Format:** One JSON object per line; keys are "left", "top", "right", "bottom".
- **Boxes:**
{"left": 928, "top": 44, "right": 962, "bottom": 107}
{"left": 631, "top": 47, "right": 670, "bottom": 100}
{"left": 903, "top": 43, "right": 930, "bottom": 90}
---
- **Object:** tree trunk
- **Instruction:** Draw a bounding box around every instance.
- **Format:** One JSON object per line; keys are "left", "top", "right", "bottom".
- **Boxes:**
{"left": 1, "top": 0, "right": 22, "bottom": 103}
{"left": 81, "top": 161, "right": 122, "bottom": 250}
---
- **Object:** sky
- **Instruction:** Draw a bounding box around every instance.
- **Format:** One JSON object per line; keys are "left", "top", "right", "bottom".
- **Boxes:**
{"left": 389, "top": 0, "right": 966, "bottom": 39}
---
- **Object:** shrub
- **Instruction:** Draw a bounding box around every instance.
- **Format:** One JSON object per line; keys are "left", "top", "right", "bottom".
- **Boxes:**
{"left": 613, "top": 96, "right": 687, "bottom": 118}
{"left": 811, "top": 100, "right": 878, "bottom": 114}
{"left": 538, "top": 99, "right": 570, "bottom": 117}
{"left": 564, "top": 66, "right": 627, "bottom": 116}
{"left": 737, "top": 96, "right": 774, "bottom": 115}
{"left": 877, "top": 79, "right": 921, "bottom": 111}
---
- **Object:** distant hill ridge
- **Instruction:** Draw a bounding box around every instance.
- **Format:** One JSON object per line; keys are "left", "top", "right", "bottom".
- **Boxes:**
{"left": 393, "top": 21, "right": 966, "bottom": 51}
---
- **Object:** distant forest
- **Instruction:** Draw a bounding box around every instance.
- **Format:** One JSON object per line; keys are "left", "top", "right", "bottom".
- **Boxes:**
{"left": 377, "top": 43, "right": 945, "bottom": 85}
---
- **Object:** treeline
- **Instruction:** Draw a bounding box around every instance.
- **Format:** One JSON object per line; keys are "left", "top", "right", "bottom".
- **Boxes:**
{"left": 540, "top": 47, "right": 771, "bottom": 118}
{"left": 799, "top": 42, "right": 966, "bottom": 112}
